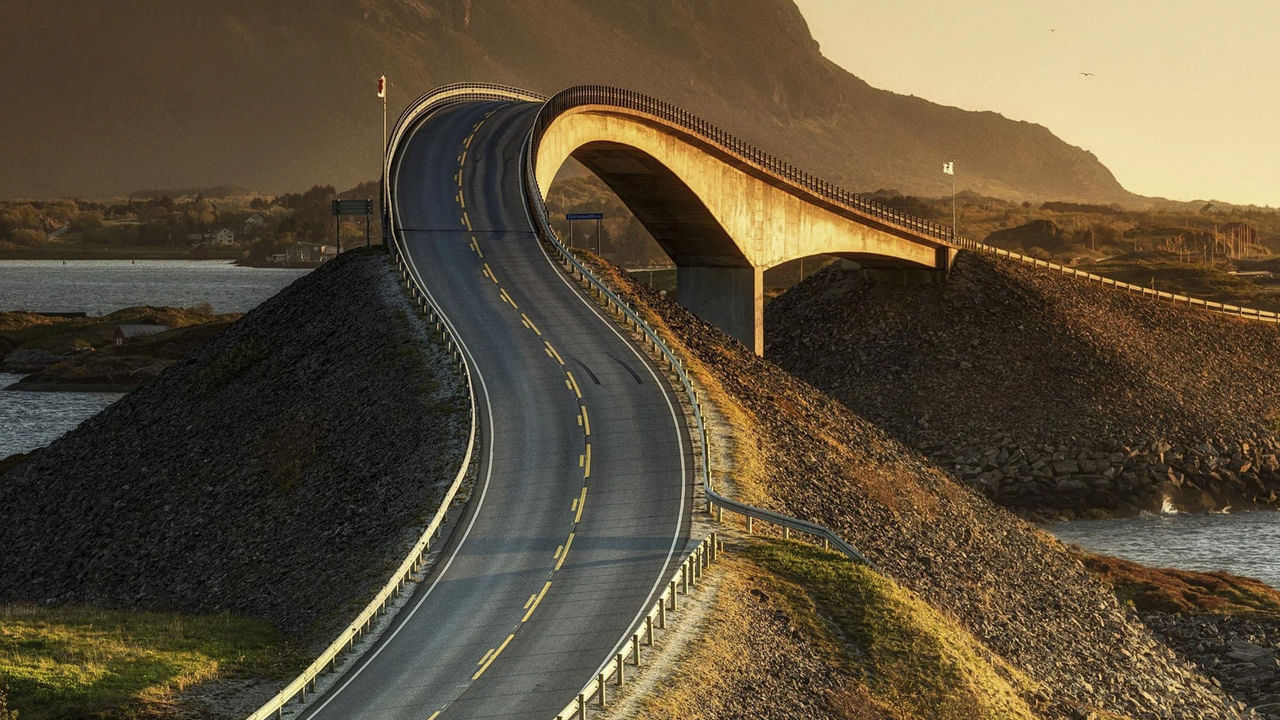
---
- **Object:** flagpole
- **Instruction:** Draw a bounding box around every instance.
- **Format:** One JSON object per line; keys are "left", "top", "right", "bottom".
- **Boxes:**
{"left": 952, "top": 167, "right": 956, "bottom": 241}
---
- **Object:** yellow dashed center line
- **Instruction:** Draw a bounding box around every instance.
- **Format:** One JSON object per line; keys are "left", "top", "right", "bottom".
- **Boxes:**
{"left": 544, "top": 341, "right": 564, "bottom": 365}
{"left": 584, "top": 443, "right": 592, "bottom": 478}
{"left": 473, "top": 633, "right": 514, "bottom": 680}
{"left": 476, "top": 648, "right": 494, "bottom": 667}
{"left": 554, "top": 543, "right": 564, "bottom": 559}
{"left": 482, "top": 262, "right": 497, "bottom": 284}
{"left": 521, "top": 313, "right": 542, "bottom": 336}
{"left": 565, "top": 371, "right": 582, "bottom": 399}
{"left": 499, "top": 288, "right": 518, "bottom": 308}
{"left": 428, "top": 712, "right": 441, "bottom": 720}
{"left": 574, "top": 487, "right": 587, "bottom": 523}
{"left": 461, "top": 211, "right": 471, "bottom": 230}
{"left": 460, "top": 149, "right": 468, "bottom": 165}
{"left": 581, "top": 406, "right": 591, "bottom": 436}
{"left": 464, "top": 134, "right": 473, "bottom": 149}
{"left": 578, "top": 453, "right": 584, "bottom": 467}
{"left": 522, "top": 581, "right": 552, "bottom": 623}
{"left": 554, "top": 532, "right": 574, "bottom": 572}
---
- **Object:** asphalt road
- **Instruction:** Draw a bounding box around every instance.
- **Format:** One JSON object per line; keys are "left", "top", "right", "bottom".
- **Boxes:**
{"left": 300, "top": 100, "right": 693, "bottom": 719}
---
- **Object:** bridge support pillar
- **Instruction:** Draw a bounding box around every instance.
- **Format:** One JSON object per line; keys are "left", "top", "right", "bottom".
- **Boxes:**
{"left": 676, "top": 265, "right": 764, "bottom": 355}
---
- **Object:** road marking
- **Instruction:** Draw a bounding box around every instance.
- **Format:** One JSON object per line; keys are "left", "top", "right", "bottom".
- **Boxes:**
{"left": 471, "top": 237, "right": 483, "bottom": 258}
{"left": 460, "top": 149, "right": 468, "bottom": 165}
{"left": 575, "top": 487, "right": 587, "bottom": 523}
{"left": 571, "top": 497, "right": 579, "bottom": 512}
{"left": 500, "top": 287, "right": 518, "bottom": 308}
{"left": 523, "top": 593, "right": 538, "bottom": 610}
{"left": 578, "top": 454, "right": 584, "bottom": 467}
{"left": 584, "top": 443, "right": 592, "bottom": 478}
{"left": 565, "top": 370, "right": 582, "bottom": 398}
{"left": 554, "top": 543, "right": 563, "bottom": 559}
{"left": 464, "top": 134, "right": 473, "bottom": 149}
{"left": 462, "top": 211, "right": 471, "bottom": 230}
{"left": 476, "top": 648, "right": 494, "bottom": 666}
{"left": 522, "top": 581, "right": 552, "bottom": 623}
{"left": 458, "top": 194, "right": 466, "bottom": 210}
{"left": 581, "top": 406, "right": 591, "bottom": 436}
{"left": 472, "top": 633, "right": 514, "bottom": 680}
{"left": 516, "top": 124, "right": 690, "bottom": 687}
{"left": 482, "top": 262, "right": 497, "bottom": 284}
{"left": 554, "top": 532, "right": 574, "bottom": 572}
{"left": 544, "top": 341, "right": 564, "bottom": 365}
{"left": 428, "top": 713, "right": 441, "bottom": 720}
{"left": 521, "top": 313, "right": 541, "bottom": 336}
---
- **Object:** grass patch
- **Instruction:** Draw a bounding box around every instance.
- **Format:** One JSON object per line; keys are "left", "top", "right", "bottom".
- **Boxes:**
{"left": 0, "top": 605, "right": 295, "bottom": 720}
{"left": 746, "top": 540, "right": 1040, "bottom": 720}
{"left": 1077, "top": 551, "right": 1280, "bottom": 617}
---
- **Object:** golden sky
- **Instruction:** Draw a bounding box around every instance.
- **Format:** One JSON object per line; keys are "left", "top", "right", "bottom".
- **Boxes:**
{"left": 793, "top": 0, "right": 1279, "bottom": 207}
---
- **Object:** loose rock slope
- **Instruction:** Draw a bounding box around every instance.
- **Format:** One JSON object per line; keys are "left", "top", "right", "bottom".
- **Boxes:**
{"left": 583, "top": 256, "right": 1248, "bottom": 720}
{"left": 0, "top": 250, "right": 467, "bottom": 639}
{"left": 766, "top": 253, "right": 1280, "bottom": 517}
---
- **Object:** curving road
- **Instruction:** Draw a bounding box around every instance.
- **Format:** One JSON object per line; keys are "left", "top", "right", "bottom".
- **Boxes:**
{"left": 299, "top": 100, "right": 693, "bottom": 718}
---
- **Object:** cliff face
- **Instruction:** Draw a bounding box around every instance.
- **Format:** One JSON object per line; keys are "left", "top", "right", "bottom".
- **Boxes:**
{"left": 0, "top": 0, "right": 1129, "bottom": 204}
{"left": 0, "top": 251, "right": 467, "bottom": 637}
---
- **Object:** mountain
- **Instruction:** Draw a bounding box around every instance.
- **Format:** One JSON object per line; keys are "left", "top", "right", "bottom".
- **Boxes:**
{"left": 0, "top": 0, "right": 1132, "bottom": 203}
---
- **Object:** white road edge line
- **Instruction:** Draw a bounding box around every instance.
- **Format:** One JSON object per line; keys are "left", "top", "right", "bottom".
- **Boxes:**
{"left": 518, "top": 126, "right": 690, "bottom": 682}
{"left": 300, "top": 118, "right": 500, "bottom": 720}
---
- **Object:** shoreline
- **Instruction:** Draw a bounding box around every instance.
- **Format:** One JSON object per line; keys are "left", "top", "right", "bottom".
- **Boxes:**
{"left": 4, "top": 380, "right": 133, "bottom": 393}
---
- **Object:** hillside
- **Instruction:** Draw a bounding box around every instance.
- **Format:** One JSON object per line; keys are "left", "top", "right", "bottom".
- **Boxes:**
{"left": 0, "top": 0, "right": 1129, "bottom": 204}
{"left": 0, "top": 251, "right": 467, "bottom": 647}
{"left": 765, "top": 253, "right": 1280, "bottom": 517}
{"left": 578, "top": 254, "right": 1244, "bottom": 720}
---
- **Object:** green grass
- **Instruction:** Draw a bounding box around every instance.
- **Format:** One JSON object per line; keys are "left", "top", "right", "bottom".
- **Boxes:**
{"left": 0, "top": 605, "right": 296, "bottom": 720}
{"left": 746, "top": 540, "right": 1043, "bottom": 720}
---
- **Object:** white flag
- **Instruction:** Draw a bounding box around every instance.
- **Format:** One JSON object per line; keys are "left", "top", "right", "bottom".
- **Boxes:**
{"left": 376, "top": 75, "right": 387, "bottom": 99}
{"left": 942, "top": 161, "right": 954, "bottom": 175}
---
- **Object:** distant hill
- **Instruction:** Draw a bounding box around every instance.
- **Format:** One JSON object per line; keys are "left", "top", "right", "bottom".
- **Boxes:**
{"left": 0, "top": 0, "right": 1132, "bottom": 204}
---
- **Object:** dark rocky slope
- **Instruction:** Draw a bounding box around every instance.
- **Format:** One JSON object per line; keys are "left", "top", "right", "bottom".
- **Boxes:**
{"left": 766, "top": 254, "right": 1280, "bottom": 518}
{"left": 583, "top": 256, "right": 1245, "bottom": 720}
{"left": 0, "top": 250, "right": 467, "bottom": 638}
{"left": 1, "top": 0, "right": 1128, "bottom": 204}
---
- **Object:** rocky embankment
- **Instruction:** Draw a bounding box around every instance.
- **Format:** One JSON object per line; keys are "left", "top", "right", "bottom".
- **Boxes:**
{"left": 0, "top": 250, "right": 467, "bottom": 640}
{"left": 765, "top": 253, "right": 1280, "bottom": 518}
{"left": 583, "top": 256, "right": 1251, "bottom": 720}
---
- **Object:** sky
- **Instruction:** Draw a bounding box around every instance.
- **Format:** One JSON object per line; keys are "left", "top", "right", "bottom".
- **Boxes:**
{"left": 792, "top": 0, "right": 1280, "bottom": 207}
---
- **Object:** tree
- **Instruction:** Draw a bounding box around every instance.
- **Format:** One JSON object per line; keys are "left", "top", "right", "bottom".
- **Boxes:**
{"left": 9, "top": 228, "right": 47, "bottom": 247}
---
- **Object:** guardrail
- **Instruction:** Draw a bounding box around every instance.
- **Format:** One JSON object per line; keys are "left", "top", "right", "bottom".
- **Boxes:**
{"left": 524, "top": 88, "right": 877, "bottom": 568}
{"left": 244, "top": 86, "right": 547, "bottom": 720}
{"left": 955, "top": 238, "right": 1280, "bottom": 324}
{"left": 528, "top": 84, "right": 954, "bottom": 245}
{"left": 244, "top": 264, "right": 478, "bottom": 720}
{"left": 551, "top": 532, "right": 720, "bottom": 719}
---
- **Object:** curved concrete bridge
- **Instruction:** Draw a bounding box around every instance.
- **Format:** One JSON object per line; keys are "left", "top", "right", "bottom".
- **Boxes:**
{"left": 529, "top": 86, "right": 960, "bottom": 353}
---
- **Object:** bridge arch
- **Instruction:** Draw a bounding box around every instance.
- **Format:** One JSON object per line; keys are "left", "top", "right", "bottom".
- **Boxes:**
{"left": 530, "top": 93, "right": 957, "bottom": 353}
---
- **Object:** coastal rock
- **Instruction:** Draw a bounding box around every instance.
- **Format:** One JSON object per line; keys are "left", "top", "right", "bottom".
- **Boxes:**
{"left": 2, "top": 347, "right": 60, "bottom": 373}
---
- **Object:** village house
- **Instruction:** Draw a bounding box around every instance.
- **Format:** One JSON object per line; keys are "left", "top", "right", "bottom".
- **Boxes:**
{"left": 113, "top": 324, "right": 169, "bottom": 346}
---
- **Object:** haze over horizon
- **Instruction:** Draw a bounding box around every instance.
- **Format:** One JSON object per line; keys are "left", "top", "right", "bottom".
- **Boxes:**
{"left": 795, "top": 0, "right": 1280, "bottom": 208}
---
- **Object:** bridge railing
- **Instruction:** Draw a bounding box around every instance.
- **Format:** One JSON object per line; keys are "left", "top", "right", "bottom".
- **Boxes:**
{"left": 522, "top": 103, "right": 875, "bottom": 567}
{"left": 528, "top": 84, "right": 955, "bottom": 246}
